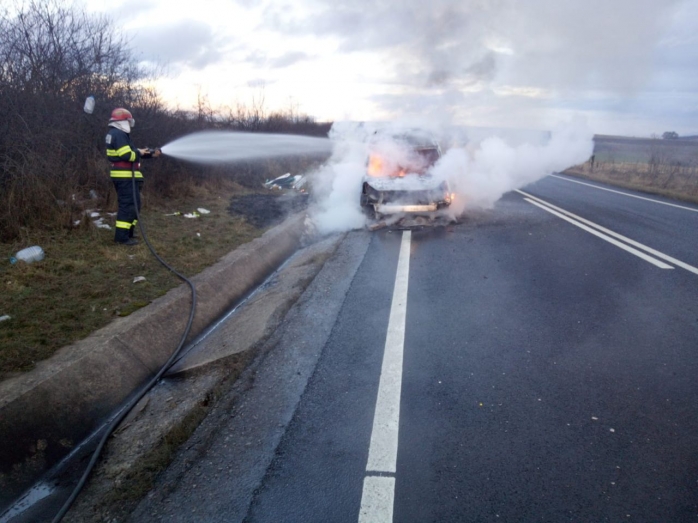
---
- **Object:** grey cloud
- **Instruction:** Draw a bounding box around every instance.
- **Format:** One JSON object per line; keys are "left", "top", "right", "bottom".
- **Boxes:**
{"left": 267, "top": 0, "right": 688, "bottom": 94}
{"left": 130, "top": 20, "right": 224, "bottom": 69}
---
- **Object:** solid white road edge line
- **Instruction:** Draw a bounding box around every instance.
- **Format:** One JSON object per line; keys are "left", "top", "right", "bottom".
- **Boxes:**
{"left": 518, "top": 190, "right": 698, "bottom": 276}
{"left": 523, "top": 199, "right": 674, "bottom": 269}
{"left": 550, "top": 174, "right": 698, "bottom": 213}
{"left": 359, "top": 230, "right": 411, "bottom": 523}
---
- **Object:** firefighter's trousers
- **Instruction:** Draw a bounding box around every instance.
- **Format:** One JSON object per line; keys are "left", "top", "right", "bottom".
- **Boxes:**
{"left": 113, "top": 178, "right": 143, "bottom": 243}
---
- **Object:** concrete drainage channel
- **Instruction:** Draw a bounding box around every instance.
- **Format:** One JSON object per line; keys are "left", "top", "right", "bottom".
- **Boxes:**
{"left": 0, "top": 213, "right": 345, "bottom": 522}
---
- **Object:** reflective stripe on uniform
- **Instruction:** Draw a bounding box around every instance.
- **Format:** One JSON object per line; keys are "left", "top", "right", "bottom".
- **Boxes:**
{"left": 115, "top": 220, "right": 133, "bottom": 229}
{"left": 110, "top": 172, "right": 143, "bottom": 178}
{"left": 107, "top": 145, "right": 137, "bottom": 162}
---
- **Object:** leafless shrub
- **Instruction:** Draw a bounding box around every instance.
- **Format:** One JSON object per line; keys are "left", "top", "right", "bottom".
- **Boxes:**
{"left": 0, "top": 1, "right": 330, "bottom": 242}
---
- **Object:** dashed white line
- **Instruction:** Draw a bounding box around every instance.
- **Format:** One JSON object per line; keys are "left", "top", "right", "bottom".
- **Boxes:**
{"left": 519, "top": 189, "right": 698, "bottom": 276}
{"left": 359, "top": 476, "right": 395, "bottom": 523}
{"left": 550, "top": 174, "right": 698, "bottom": 213}
{"left": 359, "top": 230, "right": 411, "bottom": 523}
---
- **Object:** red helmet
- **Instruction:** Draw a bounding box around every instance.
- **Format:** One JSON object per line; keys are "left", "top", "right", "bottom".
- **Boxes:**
{"left": 110, "top": 108, "right": 136, "bottom": 128}
{"left": 110, "top": 108, "right": 133, "bottom": 121}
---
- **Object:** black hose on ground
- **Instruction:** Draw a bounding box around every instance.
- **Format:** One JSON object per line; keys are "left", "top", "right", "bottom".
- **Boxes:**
{"left": 51, "top": 166, "right": 197, "bottom": 523}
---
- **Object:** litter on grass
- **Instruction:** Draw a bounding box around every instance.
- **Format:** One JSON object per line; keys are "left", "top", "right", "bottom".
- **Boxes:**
{"left": 165, "top": 210, "right": 208, "bottom": 218}
{"left": 133, "top": 276, "right": 146, "bottom": 284}
{"left": 264, "top": 173, "right": 306, "bottom": 192}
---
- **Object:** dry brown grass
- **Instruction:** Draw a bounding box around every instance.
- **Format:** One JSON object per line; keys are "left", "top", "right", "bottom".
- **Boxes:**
{"left": 0, "top": 179, "right": 262, "bottom": 378}
{"left": 565, "top": 159, "right": 698, "bottom": 205}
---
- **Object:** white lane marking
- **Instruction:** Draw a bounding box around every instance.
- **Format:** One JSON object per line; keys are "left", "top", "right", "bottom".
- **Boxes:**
{"left": 523, "top": 198, "right": 674, "bottom": 269}
{"left": 550, "top": 174, "right": 698, "bottom": 213}
{"left": 359, "top": 230, "right": 411, "bottom": 522}
{"left": 519, "top": 190, "right": 698, "bottom": 276}
{"left": 358, "top": 477, "right": 395, "bottom": 523}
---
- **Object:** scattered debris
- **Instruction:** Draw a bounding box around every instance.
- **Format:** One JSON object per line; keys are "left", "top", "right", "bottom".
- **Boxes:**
{"left": 197, "top": 208, "right": 211, "bottom": 215}
{"left": 93, "top": 218, "right": 112, "bottom": 230}
{"left": 591, "top": 416, "right": 599, "bottom": 421}
{"left": 89, "top": 212, "right": 100, "bottom": 218}
{"left": 165, "top": 212, "right": 182, "bottom": 216}
{"left": 0, "top": 315, "right": 11, "bottom": 322}
{"left": 133, "top": 276, "right": 146, "bottom": 284}
{"left": 610, "top": 428, "right": 616, "bottom": 433}
{"left": 263, "top": 173, "right": 306, "bottom": 191}
{"left": 183, "top": 212, "right": 200, "bottom": 219}
{"left": 368, "top": 221, "right": 388, "bottom": 231}
{"left": 13, "top": 246, "right": 45, "bottom": 264}
{"left": 196, "top": 232, "right": 201, "bottom": 237}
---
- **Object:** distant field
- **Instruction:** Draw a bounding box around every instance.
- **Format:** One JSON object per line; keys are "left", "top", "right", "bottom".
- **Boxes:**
{"left": 564, "top": 135, "right": 698, "bottom": 204}
{"left": 592, "top": 135, "right": 698, "bottom": 164}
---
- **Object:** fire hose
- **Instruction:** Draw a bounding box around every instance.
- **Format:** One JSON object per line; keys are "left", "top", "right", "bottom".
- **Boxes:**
{"left": 51, "top": 155, "right": 198, "bottom": 523}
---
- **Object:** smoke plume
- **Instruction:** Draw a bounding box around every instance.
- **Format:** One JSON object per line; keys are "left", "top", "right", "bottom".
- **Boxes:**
{"left": 309, "top": 119, "right": 593, "bottom": 234}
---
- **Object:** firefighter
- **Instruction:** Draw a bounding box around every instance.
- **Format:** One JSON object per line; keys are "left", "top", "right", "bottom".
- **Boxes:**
{"left": 105, "top": 108, "right": 161, "bottom": 245}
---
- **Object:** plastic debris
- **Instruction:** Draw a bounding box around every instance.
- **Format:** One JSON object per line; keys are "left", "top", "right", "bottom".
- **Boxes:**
{"left": 196, "top": 232, "right": 201, "bottom": 237}
{"left": 263, "top": 173, "right": 306, "bottom": 191}
{"left": 92, "top": 218, "right": 111, "bottom": 230}
{"left": 89, "top": 212, "right": 100, "bottom": 218}
{"left": 0, "top": 315, "right": 10, "bottom": 322}
{"left": 165, "top": 212, "right": 181, "bottom": 216}
{"left": 183, "top": 212, "right": 200, "bottom": 219}
{"left": 13, "top": 246, "right": 44, "bottom": 264}
{"left": 197, "top": 208, "right": 211, "bottom": 214}
{"left": 83, "top": 95, "right": 95, "bottom": 114}
{"left": 74, "top": 220, "right": 82, "bottom": 226}
{"left": 133, "top": 276, "right": 146, "bottom": 284}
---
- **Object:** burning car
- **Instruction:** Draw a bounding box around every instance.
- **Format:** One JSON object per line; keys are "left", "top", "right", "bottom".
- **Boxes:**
{"left": 360, "top": 130, "right": 453, "bottom": 220}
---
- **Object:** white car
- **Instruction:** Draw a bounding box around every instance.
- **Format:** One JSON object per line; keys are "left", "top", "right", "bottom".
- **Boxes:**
{"left": 360, "top": 130, "right": 452, "bottom": 219}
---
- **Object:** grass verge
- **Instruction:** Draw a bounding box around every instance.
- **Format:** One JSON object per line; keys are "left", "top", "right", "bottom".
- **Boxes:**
{"left": 564, "top": 164, "right": 698, "bottom": 205}
{"left": 0, "top": 180, "right": 262, "bottom": 379}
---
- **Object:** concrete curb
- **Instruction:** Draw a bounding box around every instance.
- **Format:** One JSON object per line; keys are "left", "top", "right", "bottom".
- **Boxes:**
{"left": 63, "top": 234, "right": 346, "bottom": 523}
{"left": 0, "top": 213, "right": 306, "bottom": 508}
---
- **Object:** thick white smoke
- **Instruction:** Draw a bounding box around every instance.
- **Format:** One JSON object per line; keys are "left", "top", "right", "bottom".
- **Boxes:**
{"left": 309, "top": 118, "right": 593, "bottom": 233}
{"left": 433, "top": 117, "right": 594, "bottom": 213}
{"left": 308, "top": 123, "right": 370, "bottom": 234}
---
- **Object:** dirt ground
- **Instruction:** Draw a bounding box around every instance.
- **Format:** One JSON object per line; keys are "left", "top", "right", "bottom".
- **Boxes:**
{"left": 228, "top": 192, "right": 309, "bottom": 228}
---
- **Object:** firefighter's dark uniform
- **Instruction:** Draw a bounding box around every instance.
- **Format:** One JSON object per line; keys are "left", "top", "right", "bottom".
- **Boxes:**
{"left": 105, "top": 127, "right": 153, "bottom": 243}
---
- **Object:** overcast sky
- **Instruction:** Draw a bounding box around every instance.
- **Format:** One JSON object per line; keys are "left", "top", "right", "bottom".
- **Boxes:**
{"left": 86, "top": 0, "right": 698, "bottom": 136}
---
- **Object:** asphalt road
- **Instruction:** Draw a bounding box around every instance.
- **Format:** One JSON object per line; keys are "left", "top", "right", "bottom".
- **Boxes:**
{"left": 131, "top": 174, "right": 698, "bottom": 522}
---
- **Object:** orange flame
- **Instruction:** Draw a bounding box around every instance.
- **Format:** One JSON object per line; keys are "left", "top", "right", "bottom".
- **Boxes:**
{"left": 367, "top": 154, "right": 384, "bottom": 177}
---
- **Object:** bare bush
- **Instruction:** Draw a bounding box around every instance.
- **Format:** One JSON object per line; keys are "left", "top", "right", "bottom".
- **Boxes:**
{"left": 0, "top": 0, "right": 145, "bottom": 240}
{"left": 0, "top": 1, "right": 331, "bottom": 242}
